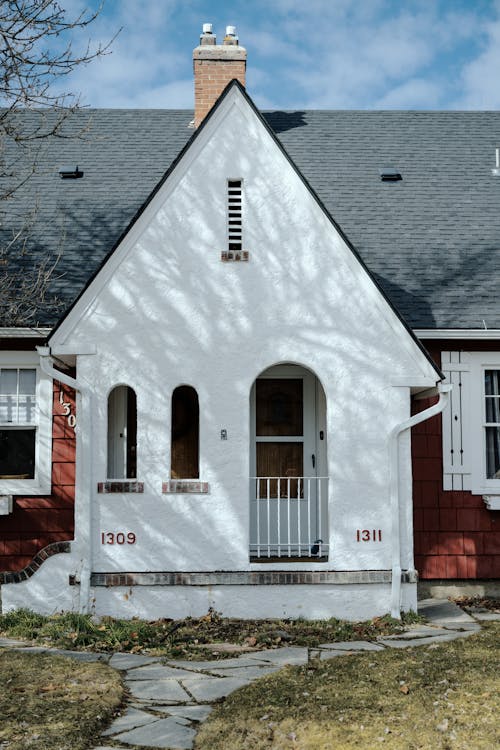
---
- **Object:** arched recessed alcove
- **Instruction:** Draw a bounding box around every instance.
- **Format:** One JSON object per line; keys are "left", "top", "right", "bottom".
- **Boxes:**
{"left": 249, "top": 363, "right": 328, "bottom": 561}
{"left": 107, "top": 385, "right": 137, "bottom": 479}
{"left": 171, "top": 385, "right": 199, "bottom": 480}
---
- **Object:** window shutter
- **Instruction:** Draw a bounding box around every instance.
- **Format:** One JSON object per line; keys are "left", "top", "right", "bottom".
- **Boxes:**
{"left": 441, "top": 351, "right": 472, "bottom": 490}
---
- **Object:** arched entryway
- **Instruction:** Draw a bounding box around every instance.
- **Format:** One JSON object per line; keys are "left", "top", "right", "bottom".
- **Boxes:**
{"left": 249, "top": 364, "right": 329, "bottom": 561}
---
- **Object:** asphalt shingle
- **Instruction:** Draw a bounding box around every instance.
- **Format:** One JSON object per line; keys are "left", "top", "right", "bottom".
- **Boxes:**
{"left": 1, "top": 107, "right": 499, "bottom": 329}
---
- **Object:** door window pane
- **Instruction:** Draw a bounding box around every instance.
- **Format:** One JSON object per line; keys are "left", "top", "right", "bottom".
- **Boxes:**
{"left": 256, "top": 379, "right": 303, "bottom": 436}
{"left": 256, "top": 442, "right": 303, "bottom": 497}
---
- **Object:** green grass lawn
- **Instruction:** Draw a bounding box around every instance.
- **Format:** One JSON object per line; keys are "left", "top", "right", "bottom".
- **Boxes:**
{"left": 0, "top": 650, "right": 123, "bottom": 750}
{"left": 195, "top": 622, "right": 500, "bottom": 750}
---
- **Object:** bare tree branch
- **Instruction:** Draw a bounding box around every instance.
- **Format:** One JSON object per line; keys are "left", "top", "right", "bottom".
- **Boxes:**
{"left": 0, "top": 1, "right": 118, "bottom": 326}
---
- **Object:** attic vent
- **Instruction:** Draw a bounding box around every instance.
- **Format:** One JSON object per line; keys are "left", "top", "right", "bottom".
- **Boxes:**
{"left": 59, "top": 165, "right": 83, "bottom": 179}
{"left": 228, "top": 179, "right": 242, "bottom": 251}
{"left": 379, "top": 167, "right": 402, "bottom": 182}
{"left": 221, "top": 179, "right": 248, "bottom": 261}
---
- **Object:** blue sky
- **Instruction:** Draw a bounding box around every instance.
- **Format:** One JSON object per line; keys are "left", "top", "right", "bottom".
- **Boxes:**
{"left": 62, "top": 0, "right": 500, "bottom": 110}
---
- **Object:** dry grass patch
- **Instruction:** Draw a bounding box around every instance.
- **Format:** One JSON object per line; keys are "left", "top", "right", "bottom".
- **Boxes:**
{"left": 195, "top": 623, "right": 499, "bottom": 750}
{"left": 0, "top": 650, "right": 123, "bottom": 750}
{"left": 0, "top": 607, "right": 416, "bottom": 660}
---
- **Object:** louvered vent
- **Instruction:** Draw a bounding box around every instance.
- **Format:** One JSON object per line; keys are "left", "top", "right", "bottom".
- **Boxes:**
{"left": 227, "top": 180, "right": 242, "bottom": 251}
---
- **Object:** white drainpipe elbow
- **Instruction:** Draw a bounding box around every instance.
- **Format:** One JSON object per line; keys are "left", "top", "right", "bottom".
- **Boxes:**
{"left": 37, "top": 346, "right": 93, "bottom": 614}
{"left": 389, "top": 383, "right": 451, "bottom": 619}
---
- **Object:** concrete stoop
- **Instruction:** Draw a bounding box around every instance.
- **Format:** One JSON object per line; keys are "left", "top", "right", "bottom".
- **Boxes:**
{"left": 1, "top": 599, "right": 496, "bottom": 750}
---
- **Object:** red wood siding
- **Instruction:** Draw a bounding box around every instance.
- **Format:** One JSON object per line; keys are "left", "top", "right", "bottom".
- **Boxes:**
{"left": 0, "top": 381, "right": 75, "bottom": 573}
{"left": 413, "top": 342, "right": 500, "bottom": 579}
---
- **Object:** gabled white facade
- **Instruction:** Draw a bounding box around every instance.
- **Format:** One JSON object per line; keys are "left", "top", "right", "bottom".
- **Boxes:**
{"left": 2, "top": 84, "right": 442, "bottom": 620}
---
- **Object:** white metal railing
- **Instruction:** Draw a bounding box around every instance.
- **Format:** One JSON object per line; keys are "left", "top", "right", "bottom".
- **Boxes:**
{"left": 249, "top": 476, "right": 329, "bottom": 559}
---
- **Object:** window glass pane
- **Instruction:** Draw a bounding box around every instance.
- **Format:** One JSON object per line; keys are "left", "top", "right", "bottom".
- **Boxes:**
{"left": 486, "top": 426, "right": 500, "bottom": 479}
{"left": 486, "top": 397, "right": 500, "bottom": 424}
{"left": 19, "top": 369, "right": 36, "bottom": 394}
{"left": 256, "top": 379, "right": 303, "bottom": 436}
{"left": 0, "top": 429, "right": 35, "bottom": 478}
{"left": 485, "top": 370, "right": 500, "bottom": 396}
{"left": 18, "top": 395, "right": 36, "bottom": 424}
{"left": 0, "top": 370, "right": 17, "bottom": 395}
{"left": 0, "top": 396, "right": 16, "bottom": 423}
{"left": 171, "top": 386, "right": 199, "bottom": 479}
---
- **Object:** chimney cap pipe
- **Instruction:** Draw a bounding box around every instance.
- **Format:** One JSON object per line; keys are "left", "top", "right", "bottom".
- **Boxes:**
{"left": 226, "top": 25, "right": 236, "bottom": 36}
{"left": 202, "top": 23, "right": 213, "bottom": 33}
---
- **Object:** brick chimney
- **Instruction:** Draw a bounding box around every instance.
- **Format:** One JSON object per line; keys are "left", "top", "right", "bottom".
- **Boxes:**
{"left": 193, "top": 24, "right": 247, "bottom": 128}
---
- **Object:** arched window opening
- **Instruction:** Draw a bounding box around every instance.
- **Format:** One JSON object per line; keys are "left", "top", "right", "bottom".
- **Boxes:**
{"left": 107, "top": 386, "right": 137, "bottom": 479}
{"left": 171, "top": 386, "right": 199, "bottom": 479}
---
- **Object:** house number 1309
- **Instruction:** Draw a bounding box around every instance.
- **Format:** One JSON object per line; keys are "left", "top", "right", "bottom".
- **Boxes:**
{"left": 356, "top": 529, "right": 382, "bottom": 542}
{"left": 101, "top": 532, "right": 136, "bottom": 545}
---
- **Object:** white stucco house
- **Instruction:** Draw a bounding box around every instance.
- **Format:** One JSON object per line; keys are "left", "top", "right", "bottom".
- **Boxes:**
{"left": 1, "top": 26, "right": 498, "bottom": 621}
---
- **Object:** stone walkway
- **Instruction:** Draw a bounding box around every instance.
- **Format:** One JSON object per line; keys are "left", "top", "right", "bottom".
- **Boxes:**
{"left": 1, "top": 599, "right": 497, "bottom": 750}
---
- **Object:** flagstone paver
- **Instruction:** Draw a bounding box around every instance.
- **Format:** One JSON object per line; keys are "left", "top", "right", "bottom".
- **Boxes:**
{"left": 245, "top": 646, "right": 309, "bottom": 665}
{"left": 114, "top": 716, "right": 196, "bottom": 749}
{"left": 0, "top": 598, "right": 489, "bottom": 750}
{"left": 156, "top": 705, "right": 213, "bottom": 721}
{"left": 109, "top": 653, "right": 161, "bottom": 670}
{"left": 126, "top": 678, "right": 193, "bottom": 703}
{"left": 318, "top": 640, "right": 384, "bottom": 651}
{"left": 179, "top": 675, "right": 252, "bottom": 702}
{"left": 102, "top": 707, "right": 159, "bottom": 736}
{"left": 126, "top": 664, "right": 209, "bottom": 681}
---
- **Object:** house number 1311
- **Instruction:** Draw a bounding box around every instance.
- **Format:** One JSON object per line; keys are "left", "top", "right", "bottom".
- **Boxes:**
{"left": 356, "top": 529, "right": 382, "bottom": 542}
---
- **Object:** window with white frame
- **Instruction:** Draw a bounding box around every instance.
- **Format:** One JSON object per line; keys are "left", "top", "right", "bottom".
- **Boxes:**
{"left": 0, "top": 368, "right": 37, "bottom": 479}
{"left": 0, "top": 353, "right": 52, "bottom": 494}
{"left": 442, "top": 351, "right": 500, "bottom": 500}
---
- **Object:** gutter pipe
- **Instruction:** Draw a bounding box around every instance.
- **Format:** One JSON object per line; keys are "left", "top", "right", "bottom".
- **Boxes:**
{"left": 390, "top": 383, "right": 451, "bottom": 619}
{"left": 37, "top": 346, "right": 93, "bottom": 614}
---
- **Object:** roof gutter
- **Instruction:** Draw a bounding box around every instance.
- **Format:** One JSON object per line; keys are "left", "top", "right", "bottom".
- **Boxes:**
{"left": 414, "top": 329, "right": 500, "bottom": 340}
{"left": 37, "top": 346, "right": 93, "bottom": 614}
{"left": 0, "top": 327, "right": 52, "bottom": 338}
{"left": 389, "top": 382, "right": 451, "bottom": 619}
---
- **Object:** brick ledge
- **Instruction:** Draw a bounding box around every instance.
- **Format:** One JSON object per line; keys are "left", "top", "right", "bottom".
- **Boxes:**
{"left": 0, "top": 541, "right": 71, "bottom": 584}
{"left": 97, "top": 481, "right": 144, "bottom": 494}
{"left": 88, "top": 570, "right": 415, "bottom": 587}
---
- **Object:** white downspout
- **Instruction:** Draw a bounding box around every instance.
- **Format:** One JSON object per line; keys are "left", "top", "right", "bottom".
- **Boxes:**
{"left": 390, "top": 382, "right": 451, "bottom": 619}
{"left": 37, "top": 346, "right": 93, "bottom": 614}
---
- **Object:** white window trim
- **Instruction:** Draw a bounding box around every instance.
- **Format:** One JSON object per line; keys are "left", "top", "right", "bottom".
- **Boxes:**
{"left": 0, "top": 351, "right": 52, "bottom": 495}
{"left": 469, "top": 351, "right": 500, "bottom": 495}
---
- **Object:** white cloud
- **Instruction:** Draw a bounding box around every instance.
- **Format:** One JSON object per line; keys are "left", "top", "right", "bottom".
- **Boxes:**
{"left": 456, "top": 12, "right": 500, "bottom": 108}
{"left": 374, "top": 78, "right": 442, "bottom": 109}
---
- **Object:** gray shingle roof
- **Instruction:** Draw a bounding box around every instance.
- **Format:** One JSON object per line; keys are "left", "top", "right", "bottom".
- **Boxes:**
{"left": 1, "top": 106, "right": 499, "bottom": 329}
